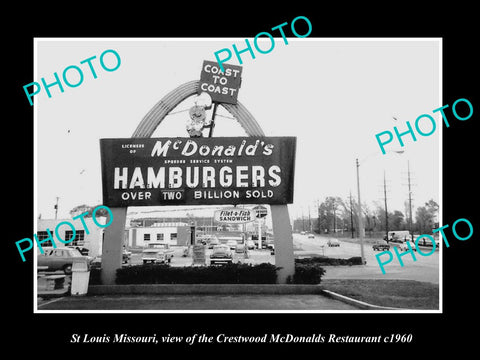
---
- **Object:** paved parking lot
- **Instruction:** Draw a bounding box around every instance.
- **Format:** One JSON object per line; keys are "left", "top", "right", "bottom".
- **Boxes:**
{"left": 37, "top": 233, "right": 439, "bottom": 311}
{"left": 152, "top": 233, "right": 440, "bottom": 284}
{"left": 125, "top": 243, "right": 273, "bottom": 268}
{"left": 37, "top": 293, "right": 359, "bottom": 311}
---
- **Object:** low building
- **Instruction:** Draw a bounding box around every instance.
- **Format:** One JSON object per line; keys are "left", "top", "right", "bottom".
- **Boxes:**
{"left": 37, "top": 217, "right": 107, "bottom": 257}
{"left": 125, "top": 222, "right": 191, "bottom": 248}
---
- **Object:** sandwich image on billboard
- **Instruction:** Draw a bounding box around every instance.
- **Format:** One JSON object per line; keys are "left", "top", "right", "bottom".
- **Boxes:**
{"left": 100, "top": 136, "right": 296, "bottom": 207}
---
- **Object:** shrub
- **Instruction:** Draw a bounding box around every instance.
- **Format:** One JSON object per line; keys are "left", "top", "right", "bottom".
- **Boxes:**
{"left": 89, "top": 268, "right": 102, "bottom": 285}
{"left": 345, "top": 256, "right": 363, "bottom": 265}
{"left": 287, "top": 263, "right": 326, "bottom": 284}
{"left": 295, "top": 256, "right": 363, "bottom": 266}
{"left": 114, "top": 263, "right": 278, "bottom": 285}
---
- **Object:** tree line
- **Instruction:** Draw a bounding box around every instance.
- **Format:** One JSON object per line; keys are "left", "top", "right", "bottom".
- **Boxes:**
{"left": 294, "top": 196, "right": 439, "bottom": 237}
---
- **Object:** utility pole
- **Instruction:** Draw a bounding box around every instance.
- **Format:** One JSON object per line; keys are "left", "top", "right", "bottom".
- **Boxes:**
{"left": 356, "top": 158, "right": 365, "bottom": 264}
{"left": 407, "top": 161, "right": 413, "bottom": 239}
{"left": 308, "top": 206, "right": 312, "bottom": 232}
{"left": 302, "top": 208, "right": 305, "bottom": 231}
{"left": 383, "top": 172, "right": 389, "bottom": 240}
{"left": 316, "top": 199, "right": 321, "bottom": 235}
{"left": 332, "top": 199, "right": 337, "bottom": 234}
{"left": 349, "top": 191, "right": 354, "bottom": 238}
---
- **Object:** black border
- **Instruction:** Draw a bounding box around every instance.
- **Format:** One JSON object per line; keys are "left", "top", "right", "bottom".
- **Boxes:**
{"left": 7, "top": 6, "right": 478, "bottom": 353}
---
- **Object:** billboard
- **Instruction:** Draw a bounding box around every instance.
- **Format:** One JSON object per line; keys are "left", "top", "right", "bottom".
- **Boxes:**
{"left": 214, "top": 207, "right": 256, "bottom": 223}
{"left": 198, "top": 60, "right": 242, "bottom": 104}
{"left": 100, "top": 137, "right": 296, "bottom": 207}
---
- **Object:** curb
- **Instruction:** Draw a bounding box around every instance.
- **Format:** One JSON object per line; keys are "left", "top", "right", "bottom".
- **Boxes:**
{"left": 321, "top": 289, "right": 405, "bottom": 310}
{"left": 87, "top": 285, "right": 406, "bottom": 310}
{"left": 88, "top": 284, "right": 326, "bottom": 295}
{"left": 37, "top": 288, "right": 70, "bottom": 299}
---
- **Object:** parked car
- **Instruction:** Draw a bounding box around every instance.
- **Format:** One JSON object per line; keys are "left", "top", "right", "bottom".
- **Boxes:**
{"left": 210, "top": 245, "right": 233, "bottom": 265}
{"left": 372, "top": 241, "right": 390, "bottom": 251}
{"left": 197, "top": 234, "right": 213, "bottom": 246}
{"left": 88, "top": 249, "right": 131, "bottom": 269}
{"left": 90, "top": 256, "right": 102, "bottom": 270}
{"left": 327, "top": 239, "right": 340, "bottom": 247}
{"left": 67, "top": 246, "right": 89, "bottom": 256}
{"left": 300, "top": 231, "right": 306, "bottom": 235}
{"left": 122, "top": 249, "right": 132, "bottom": 264}
{"left": 208, "top": 236, "right": 220, "bottom": 249}
{"left": 384, "top": 230, "right": 411, "bottom": 243}
{"left": 266, "top": 240, "right": 275, "bottom": 250}
{"left": 307, "top": 233, "right": 315, "bottom": 239}
{"left": 37, "top": 247, "right": 93, "bottom": 274}
{"left": 226, "top": 240, "right": 238, "bottom": 250}
{"left": 235, "top": 243, "right": 246, "bottom": 254}
{"left": 400, "top": 241, "right": 417, "bottom": 252}
{"left": 415, "top": 234, "right": 439, "bottom": 247}
{"left": 246, "top": 240, "right": 256, "bottom": 250}
{"left": 142, "top": 242, "right": 174, "bottom": 264}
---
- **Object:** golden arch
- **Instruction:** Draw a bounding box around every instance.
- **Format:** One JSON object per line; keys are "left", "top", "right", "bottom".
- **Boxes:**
{"left": 132, "top": 80, "right": 265, "bottom": 138}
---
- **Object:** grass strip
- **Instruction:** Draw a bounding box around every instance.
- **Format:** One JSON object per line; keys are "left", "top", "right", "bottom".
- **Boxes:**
{"left": 320, "top": 279, "right": 439, "bottom": 310}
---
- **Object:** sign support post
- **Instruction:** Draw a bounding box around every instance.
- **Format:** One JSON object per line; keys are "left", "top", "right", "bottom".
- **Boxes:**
{"left": 208, "top": 102, "right": 218, "bottom": 137}
{"left": 271, "top": 205, "right": 295, "bottom": 284}
{"left": 99, "top": 60, "right": 297, "bottom": 287}
{"left": 100, "top": 207, "right": 127, "bottom": 285}
{"left": 257, "top": 218, "right": 262, "bottom": 249}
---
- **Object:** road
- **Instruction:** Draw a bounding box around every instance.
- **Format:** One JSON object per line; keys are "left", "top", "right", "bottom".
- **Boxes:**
{"left": 292, "top": 233, "right": 440, "bottom": 284}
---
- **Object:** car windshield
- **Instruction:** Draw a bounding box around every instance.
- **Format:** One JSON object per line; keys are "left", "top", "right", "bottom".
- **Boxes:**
{"left": 213, "top": 245, "right": 229, "bottom": 252}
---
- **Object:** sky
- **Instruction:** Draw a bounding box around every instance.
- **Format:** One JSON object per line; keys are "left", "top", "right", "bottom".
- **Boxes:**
{"left": 35, "top": 38, "right": 441, "bottom": 224}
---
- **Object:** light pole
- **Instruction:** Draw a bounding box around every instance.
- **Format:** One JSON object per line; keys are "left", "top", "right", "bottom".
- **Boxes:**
{"left": 356, "top": 150, "right": 404, "bottom": 264}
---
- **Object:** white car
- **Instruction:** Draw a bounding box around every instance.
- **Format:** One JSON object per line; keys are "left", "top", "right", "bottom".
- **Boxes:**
{"left": 400, "top": 241, "right": 417, "bottom": 252}
{"left": 142, "top": 242, "right": 174, "bottom": 264}
{"left": 226, "top": 240, "right": 237, "bottom": 250}
{"left": 246, "top": 240, "right": 256, "bottom": 250}
{"left": 327, "top": 239, "right": 340, "bottom": 247}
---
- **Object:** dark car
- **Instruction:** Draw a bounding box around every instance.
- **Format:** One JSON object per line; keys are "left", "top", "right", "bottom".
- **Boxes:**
{"left": 90, "top": 256, "right": 102, "bottom": 270}
{"left": 210, "top": 245, "right": 233, "bottom": 265}
{"left": 372, "top": 241, "right": 390, "bottom": 251}
{"left": 122, "top": 249, "right": 132, "bottom": 264}
{"left": 90, "top": 250, "right": 131, "bottom": 269}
